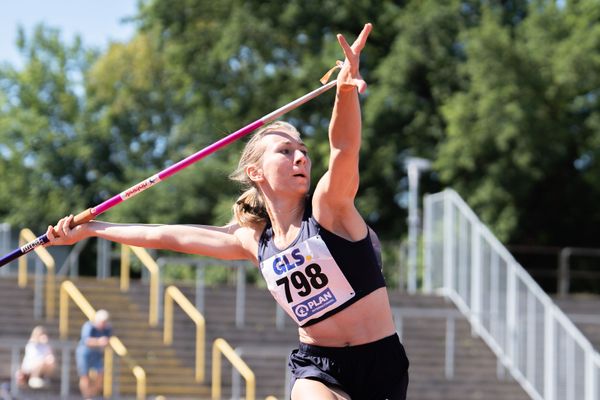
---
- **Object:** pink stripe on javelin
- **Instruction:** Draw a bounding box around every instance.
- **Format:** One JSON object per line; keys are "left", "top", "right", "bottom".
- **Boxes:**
{"left": 92, "top": 196, "right": 123, "bottom": 216}
{"left": 92, "top": 119, "right": 265, "bottom": 216}
{"left": 159, "top": 119, "right": 265, "bottom": 180}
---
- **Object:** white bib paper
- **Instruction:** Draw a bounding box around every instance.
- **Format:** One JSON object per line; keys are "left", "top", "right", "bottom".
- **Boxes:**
{"left": 260, "top": 235, "right": 355, "bottom": 325}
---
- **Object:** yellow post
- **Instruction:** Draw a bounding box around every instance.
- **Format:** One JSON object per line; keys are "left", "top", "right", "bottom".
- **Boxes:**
{"left": 212, "top": 341, "right": 222, "bottom": 400}
{"left": 196, "top": 320, "right": 204, "bottom": 383}
{"left": 104, "top": 347, "right": 114, "bottom": 398}
{"left": 133, "top": 366, "right": 146, "bottom": 400}
{"left": 212, "top": 338, "right": 255, "bottom": 400}
{"left": 130, "top": 246, "right": 159, "bottom": 326}
{"left": 163, "top": 291, "right": 173, "bottom": 345}
{"left": 120, "top": 245, "right": 130, "bottom": 292}
{"left": 17, "top": 229, "right": 56, "bottom": 319}
{"left": 163, "top": 286, "right": 205, "bottom": 382}
{"left": 18, "top": 238, "right": 27, "bottom": 288}
{"left": 120, "top": 245, "right": 159, "bottom": 326}
{"left": 59, "top": 280, "right": 96, "bottom": 339}
{"left": 59, "top": 282, "right": 69, "bottom": 340}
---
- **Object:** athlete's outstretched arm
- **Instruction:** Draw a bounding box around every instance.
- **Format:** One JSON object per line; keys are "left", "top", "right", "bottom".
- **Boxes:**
{"left": 45, "top": 215, "right": 255, "bottom": 261}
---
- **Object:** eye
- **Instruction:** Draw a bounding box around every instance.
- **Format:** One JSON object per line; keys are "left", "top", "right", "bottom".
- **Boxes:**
{"left": 280, "top": 148, "right": 290, "bottom": 155}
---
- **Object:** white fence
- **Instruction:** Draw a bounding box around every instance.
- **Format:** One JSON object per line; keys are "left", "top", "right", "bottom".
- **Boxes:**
{"left": 423, "top": 189, "right": 600, "bottom": 400}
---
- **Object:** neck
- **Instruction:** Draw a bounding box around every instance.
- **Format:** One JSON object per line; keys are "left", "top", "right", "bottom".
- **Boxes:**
{"left": 265, "top": 197, "right": 305, "bottom": 246}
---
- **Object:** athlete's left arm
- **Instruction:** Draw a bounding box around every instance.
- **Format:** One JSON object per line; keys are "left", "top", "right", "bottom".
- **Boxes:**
{"left": 313, "top": 23, "right": 372, "bottom": 239}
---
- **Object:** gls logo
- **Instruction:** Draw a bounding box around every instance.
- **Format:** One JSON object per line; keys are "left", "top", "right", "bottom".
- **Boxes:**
{"left": 272, "top": 248, "right": 305, "bottom": 275}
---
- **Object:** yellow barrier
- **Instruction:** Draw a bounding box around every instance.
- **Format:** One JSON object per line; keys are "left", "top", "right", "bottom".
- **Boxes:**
{"left": 163, "top": 285, "right": 206, "bottom": 382}
{"left": 59, "top": 280, "right": 147, "bottom": 400}
{"left": 120, "top": 245, "right": 160, "bottom": 326}
{"left": 104, "top": 338, "right": 122, "bottom": 397}
{"left": 265, "top": 397, "right": 278, "bottom": 400}
{"left": 132, "top": 366, "right": 147, "bottom": 400}
{"left": 18, "top": 228, "right": 56, "bottom": 319}
{"left": 212, "top": 338, "right": 255, "bottom": 400}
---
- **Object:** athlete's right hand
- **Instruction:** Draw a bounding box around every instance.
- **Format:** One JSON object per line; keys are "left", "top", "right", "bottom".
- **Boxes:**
{"left": 45, "top": 215, "right": 89, "bottom": 246}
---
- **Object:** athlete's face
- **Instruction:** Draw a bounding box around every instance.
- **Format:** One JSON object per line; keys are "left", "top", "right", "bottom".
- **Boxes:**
{"left": 249, "top": 130, "right": 311, "bottom": 196}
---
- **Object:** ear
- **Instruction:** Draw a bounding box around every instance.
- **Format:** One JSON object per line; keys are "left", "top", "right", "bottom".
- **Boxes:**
{"left": 245, "top": 164, "right": 264, "bottom": 182}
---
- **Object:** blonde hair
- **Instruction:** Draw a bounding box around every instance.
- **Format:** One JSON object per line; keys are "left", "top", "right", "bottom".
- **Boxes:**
{"left": 229, "top": 121, "right": 302, "bottom": 227}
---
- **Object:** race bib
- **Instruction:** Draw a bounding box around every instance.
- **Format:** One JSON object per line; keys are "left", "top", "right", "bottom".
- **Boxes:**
{"left": 260, "top": 235, "right": 355, "bottom": 325}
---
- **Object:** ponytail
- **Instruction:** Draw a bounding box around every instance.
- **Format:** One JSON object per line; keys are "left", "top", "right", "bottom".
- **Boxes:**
{"left": 231, "top": 186, "right": 269, "bottom": 227}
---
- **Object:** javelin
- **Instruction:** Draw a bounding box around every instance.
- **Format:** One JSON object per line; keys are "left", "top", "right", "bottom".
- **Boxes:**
{"left": 0, "top": 79, "right": 338, "bottom": 267}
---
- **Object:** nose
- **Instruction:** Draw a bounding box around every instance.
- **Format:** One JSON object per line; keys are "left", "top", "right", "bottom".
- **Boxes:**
{"left": 294, "top": 150, "right": 308, "bottom": 165}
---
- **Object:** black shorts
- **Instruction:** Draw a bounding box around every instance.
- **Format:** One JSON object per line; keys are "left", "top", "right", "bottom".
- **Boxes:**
{"left": 288, "top": 333, "right": 409, "bottom": 399}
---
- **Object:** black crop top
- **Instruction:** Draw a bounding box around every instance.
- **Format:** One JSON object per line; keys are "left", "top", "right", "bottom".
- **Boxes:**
{"left": 258, "top": 201, "right": 386, "bottom": 327}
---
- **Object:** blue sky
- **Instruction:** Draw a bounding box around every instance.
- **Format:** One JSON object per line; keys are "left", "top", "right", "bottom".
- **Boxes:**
{"left": 1, "top": 0, "right": 139, "bottom": 67}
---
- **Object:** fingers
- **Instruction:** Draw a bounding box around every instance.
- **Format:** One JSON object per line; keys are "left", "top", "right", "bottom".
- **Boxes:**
{"left": 337, "top": 33, "right": 353, "bottom": 59}
{"left": 60, "top": 214, "right": 74, "bottom": 236}
{"left": 47, "top": 215, "right": 74, "bottom": 242}
{"left": 338, "top": 23, "right": 372, "bottom": 57}
{"left": 46, "top": 225, "right": 56, "bottom": 240}
{"left": 336, "top": 22, "right": 372, "bottom": 68}
{"left": 352, "top": 23, "right": 372, "bottom": 51}
{"left": 336, "top": 23, "right": 371, "bottom": 93}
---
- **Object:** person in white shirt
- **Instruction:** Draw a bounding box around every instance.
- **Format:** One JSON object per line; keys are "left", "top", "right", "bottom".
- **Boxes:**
{"left": 16, "top": 326, "right": 56, "bottom": 389}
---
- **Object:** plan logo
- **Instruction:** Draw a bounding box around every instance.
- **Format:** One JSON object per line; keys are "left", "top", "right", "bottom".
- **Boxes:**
{"left": 292, "top": 288, "right": 336, "bottom": 321}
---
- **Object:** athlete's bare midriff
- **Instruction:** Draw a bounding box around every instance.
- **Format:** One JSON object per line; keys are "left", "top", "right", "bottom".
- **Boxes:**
{"left": 297, "top": 287, "right": 396, "bottom": 347}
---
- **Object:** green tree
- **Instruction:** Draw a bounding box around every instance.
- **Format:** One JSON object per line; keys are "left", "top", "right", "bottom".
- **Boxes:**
{"left": 0, "top": 25, "right": 97, "bottom": 231}
{"left": 5, "top": 0, "right": 600, "bottom": 255}
{"left": 438, "top": 0, "right": 600, "bottom": 246}
{"left": 94, "top": 0, "right": 405, "bottom": 229}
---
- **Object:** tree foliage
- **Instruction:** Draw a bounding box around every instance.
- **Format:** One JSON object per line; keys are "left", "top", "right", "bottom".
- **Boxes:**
{"left": 1, "top": 0, "right": 600, "bottom": 252}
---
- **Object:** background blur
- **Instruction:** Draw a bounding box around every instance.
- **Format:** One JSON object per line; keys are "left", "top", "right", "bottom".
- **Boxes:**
{"left": 1, "top": 0, "right": 600, "bottom": 293}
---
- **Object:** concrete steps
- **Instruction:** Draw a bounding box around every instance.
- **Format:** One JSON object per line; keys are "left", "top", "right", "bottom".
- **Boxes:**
{"left": 554, "top": 294, "right": 600, "bottom": 350}
{"left": 62, "top": 277, "right": 211, "bottom": 398}
{"left": 129, "top": 283, "right": 532, "bottom": 400}
{"left": 0, "top": 274, "right": 537, "bottom": 400}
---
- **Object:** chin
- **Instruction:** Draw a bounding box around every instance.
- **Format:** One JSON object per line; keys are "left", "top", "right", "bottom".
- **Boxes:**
{"left": 292, "top": 186, "right": 310, "bottom": 197}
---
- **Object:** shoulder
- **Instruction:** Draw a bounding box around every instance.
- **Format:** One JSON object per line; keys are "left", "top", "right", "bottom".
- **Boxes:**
{"left": 311, "top": 194, "right": 367, "bottom": 241}
{"left": 230, "top": 222, "right": 266, "bottom": 265}
{"left": 81, "top": 321, "right": 93, "bottom": 333}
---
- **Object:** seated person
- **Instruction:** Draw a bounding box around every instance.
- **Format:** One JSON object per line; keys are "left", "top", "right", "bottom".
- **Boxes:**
{"left": 16, "top": 326, "right": 56, "bottom": 389}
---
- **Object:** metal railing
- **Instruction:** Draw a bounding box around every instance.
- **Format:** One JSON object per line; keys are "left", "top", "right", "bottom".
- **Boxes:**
{"left": 18, "top": 228, "right": 56, "bottom": 319}
{"left": 0, "top": 223, "right": 10, "bottom": 276}
{"left": 233, "top": 346, "right": 292, "bottom": 400}
{"left": 59, "top": 280, "right": 147, "bottom": 400}
{"left": 424, "top": 188, "right": 600, "bottom": 400}
{"left": 393, "top": 307, "right": 462, "bottom": 379}
{"left": 558, "top": 247, "right": 600, "bottom": 296}
{"left": 120, "top": 244, "right": 160, "bottom": 326}
{"left": 163, "top": 285, "right": 206, "bottom": 382}
{"left": 56, "top": 237, "right": 90, "bottom": 278}
{"left": 156, "top": 256, "right": 250, "bottom": 327}
{"left": 212, "top": 338, "right": 256, "bottom": 400}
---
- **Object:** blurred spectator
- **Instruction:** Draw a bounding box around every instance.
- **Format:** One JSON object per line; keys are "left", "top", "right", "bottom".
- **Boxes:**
{"left": 76, "top": 309, "right": 112, "bottom": 400}
{"left": 15, "top": 326, "right": 56, "bottom": 389}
